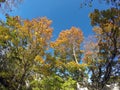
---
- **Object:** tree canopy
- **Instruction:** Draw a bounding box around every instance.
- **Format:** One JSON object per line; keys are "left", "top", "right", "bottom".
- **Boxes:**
{"left": 83, "top": 7, "right": 120, "bottom": 90}
{"left": 0, "top": 0, "right": 119, "bottom": 90}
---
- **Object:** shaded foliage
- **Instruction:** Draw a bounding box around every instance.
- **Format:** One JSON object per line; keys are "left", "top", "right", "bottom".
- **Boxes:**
{"left": 84, "top": 7, "right": 120, "bottom": 89}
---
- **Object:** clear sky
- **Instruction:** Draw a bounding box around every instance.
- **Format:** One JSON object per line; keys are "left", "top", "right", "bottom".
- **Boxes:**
{"left": 0, "top": 0, "right": 110, "bottom": 40}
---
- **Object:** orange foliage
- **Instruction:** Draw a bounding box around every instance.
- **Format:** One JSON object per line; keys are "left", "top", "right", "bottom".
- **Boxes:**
{"left": 51, "top": 27, "right": 83, "bottom": 54}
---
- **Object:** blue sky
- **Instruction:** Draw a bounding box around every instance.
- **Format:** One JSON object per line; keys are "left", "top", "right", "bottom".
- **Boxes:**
{"left": 0, "top": 0, "right": 110, "bottom": 39}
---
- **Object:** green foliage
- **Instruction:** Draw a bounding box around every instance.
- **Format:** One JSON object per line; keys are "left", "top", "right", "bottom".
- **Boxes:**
{"left": 30, "top": 75, "right": 76, "bottom": 90}
{"left": 61, "top": 77, "right": 76, "bottom": 90}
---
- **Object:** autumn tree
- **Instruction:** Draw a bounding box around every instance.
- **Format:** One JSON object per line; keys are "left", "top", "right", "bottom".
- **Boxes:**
{"left": 0, "top": 16, "right": 84, "bottom": 90}
{"left": 29, "top": 27, "right": 87, "bottom": 90}
{"left": 51, "top": 27, "right": 88, "bottom": 86}
{"left": 0, "top": 16, "right": 53, "bottom": 90}
{"left": 84, "top": 8, "right": 120, "bottom": 89}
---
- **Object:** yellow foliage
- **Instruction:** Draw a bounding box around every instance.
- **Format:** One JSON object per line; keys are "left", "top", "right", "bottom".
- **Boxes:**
{"left": 35, "top": 32, "right": 38, "bottom": 35}
{"left": 35, "top": 55, "right": 44, "bottom": 63}
{"left": 5, "top": 35, "right": 9, "bottom": 40}
{"left": 51, "top": 27, "right": 83, "bottom": 53}
{"left": 79, "top": 63, "right": 88, "bottom": 68}
{"left": 66, "top": 61, "right": 80, "bottom": 71}
{"left": 93, "top": 26, "right": 103, "bottom": 34}
{"left": 55, "top": 60, "right": 64, "bottom": 69}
